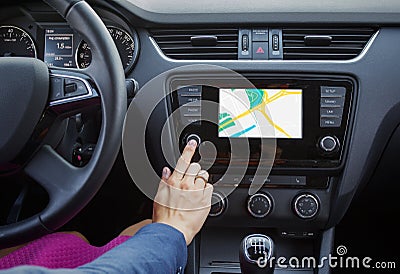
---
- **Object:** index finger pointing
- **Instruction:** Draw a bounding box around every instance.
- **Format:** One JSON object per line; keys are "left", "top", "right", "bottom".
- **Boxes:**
{"left": 170, "top": 140, "right": 197, "bottom": 181}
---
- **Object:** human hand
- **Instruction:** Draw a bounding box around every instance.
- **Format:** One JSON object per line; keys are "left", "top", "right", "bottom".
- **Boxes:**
{"left": 153, "top": 140, "right": 213, "bottom": 245}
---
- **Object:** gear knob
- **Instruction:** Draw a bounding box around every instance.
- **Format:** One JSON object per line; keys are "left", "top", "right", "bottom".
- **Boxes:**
{"left": 239, "top": 234, "right": 275, "bottom": 274}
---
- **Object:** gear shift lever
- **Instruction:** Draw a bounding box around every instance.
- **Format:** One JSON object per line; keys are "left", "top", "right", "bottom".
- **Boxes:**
{"left": 239, "top": 234, "right": 275, "bottom": 274}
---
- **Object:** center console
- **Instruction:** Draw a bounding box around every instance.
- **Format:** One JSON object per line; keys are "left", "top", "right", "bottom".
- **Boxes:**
{"left": 166, "top": 74, "right": 356, "bottom": 274}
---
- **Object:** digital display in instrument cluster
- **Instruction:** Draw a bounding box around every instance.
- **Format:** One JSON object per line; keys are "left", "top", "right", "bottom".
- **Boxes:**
{"left": 44, "top": 28, "right": 75, "bottom": 68}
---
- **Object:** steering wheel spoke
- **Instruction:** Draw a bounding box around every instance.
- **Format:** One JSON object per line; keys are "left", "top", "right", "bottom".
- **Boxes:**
{"left": 48, "top": 68, "right": 100, "bottom": 117}
{"left": 25, "top": 145, "right": 82, "bottom": 200}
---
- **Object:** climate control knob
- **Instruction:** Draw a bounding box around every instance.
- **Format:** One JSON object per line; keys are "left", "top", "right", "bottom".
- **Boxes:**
{"left": 293, "top": 193, "right": 319, "bottom": 219}
{"left": 209, "top": 192, "right": 226, "bottom": 217}
{"left": 247, "top": 193, "right": 272, "bottom": 218}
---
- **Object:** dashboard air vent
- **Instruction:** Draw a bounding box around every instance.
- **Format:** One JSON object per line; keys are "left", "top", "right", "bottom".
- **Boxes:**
{"left": 150, "top": 28, "right": 238, "bottom": 60}
{"left": 282, "top": 28, "right": 376, "bottom": 60}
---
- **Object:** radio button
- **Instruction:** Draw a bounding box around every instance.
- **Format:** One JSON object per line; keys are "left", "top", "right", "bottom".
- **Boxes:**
{"left": 320, "top": 97, "right": 345, "bottom": 107}
{"left": 320, "top": 86, "right": 346, "bottom": 97}
{"left": 177, "top": 85, "right": 202, "bottom": 95}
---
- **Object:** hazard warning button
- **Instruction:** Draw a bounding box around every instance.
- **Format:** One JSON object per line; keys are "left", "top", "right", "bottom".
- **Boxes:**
{"left": 252, "top": 42, "right": 268, "bottom": 60}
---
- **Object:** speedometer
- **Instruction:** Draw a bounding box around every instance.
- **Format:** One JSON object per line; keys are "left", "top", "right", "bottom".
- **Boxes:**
{"left": 76, "top": 26, "right": 137, "bottom": 73}
{"left": 0, "top": 26, "right": 37, "bottom": 58}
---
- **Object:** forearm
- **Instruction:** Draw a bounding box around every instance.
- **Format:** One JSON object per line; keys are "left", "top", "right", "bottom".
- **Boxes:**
{"left": 0, "top": 223, "right": 187, "bottom": 274}
{"left": 78, "top": 223, "right": 187, "bottom": 274}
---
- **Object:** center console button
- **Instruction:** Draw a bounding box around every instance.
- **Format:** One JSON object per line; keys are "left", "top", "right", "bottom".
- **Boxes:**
{"left": 252, "top": 29, "right": 268, "bottom": 42}
{"left": 320, "top": 107, "right": 343, "bottom": 117}
{"left": 319, "top": 135, "right": 339, "bottom": 152}
{"left": 320, "top": 117, "right": 342, "bottom": 127}
{"left": 320, "top": 86, "right": 346, "bottom": 97}
{"left": 186, "top": 134, "right": 201, "bottom": 146}
{"left": 252, "top": 42, "right": 268, "bottom": 60}
{"left": 320, "top": 97, "right": 345, "bottom": 107}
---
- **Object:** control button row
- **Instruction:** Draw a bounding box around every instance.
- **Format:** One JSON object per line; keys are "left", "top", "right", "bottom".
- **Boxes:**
{"left": 320, "top": 86, "right": 346, "bottom": 128}
{"left": 238, "top": 28, "right": 283, "bottom": 60}
{"left": 177, "top": 85, "right": 202, "bottom": 125}
{"left": 212, "top": 175, "right": 307, "bottom": 186}
{"left": 263, "top": 175, "right": 306, "bottom": 186}
{"left": 49, "top": 76, "right": 90, "bottom": 102}
{"left": 245, "top": 192, "right": 320, "bottom": 219}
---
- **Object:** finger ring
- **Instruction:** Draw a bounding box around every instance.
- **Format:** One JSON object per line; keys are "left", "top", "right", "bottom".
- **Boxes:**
{"left": 195, "top": 176, "right": 208, "bottom": 185}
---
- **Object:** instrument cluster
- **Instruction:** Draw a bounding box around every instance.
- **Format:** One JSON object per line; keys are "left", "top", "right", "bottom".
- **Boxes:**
{"left": 0, "top": 9, "right": 139, "bottom": 74}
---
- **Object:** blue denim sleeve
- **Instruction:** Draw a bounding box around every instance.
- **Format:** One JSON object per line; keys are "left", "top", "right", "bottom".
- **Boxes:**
{"left": 0, "top": 223, "right": 187, "bottom": 274}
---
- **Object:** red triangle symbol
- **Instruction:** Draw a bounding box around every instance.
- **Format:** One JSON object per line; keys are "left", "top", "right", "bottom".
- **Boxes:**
{"left": 256, "top": 47, "right": 265, "bottom": 54}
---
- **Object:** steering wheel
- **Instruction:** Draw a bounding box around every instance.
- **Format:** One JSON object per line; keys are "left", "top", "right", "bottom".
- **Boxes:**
{"left": 0, "top": 0, "right": 126, "bottom": 248}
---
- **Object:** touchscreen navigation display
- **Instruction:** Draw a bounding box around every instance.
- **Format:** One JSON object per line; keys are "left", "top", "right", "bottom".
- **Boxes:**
{"left": 218, "top": 88, "right": 302, "bottom": 138}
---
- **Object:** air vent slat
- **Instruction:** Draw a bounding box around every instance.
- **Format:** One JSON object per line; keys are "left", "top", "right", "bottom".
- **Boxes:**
{"left": 282, "top": 27, "right": 376, "bottom": 60}
{"left": 150, "top": 28, "right": 238, "bottom": 60}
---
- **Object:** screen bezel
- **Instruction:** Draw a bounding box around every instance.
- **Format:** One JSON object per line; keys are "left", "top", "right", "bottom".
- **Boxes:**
{"left": 169, "top": 75, "right": 354, "bottom": 170}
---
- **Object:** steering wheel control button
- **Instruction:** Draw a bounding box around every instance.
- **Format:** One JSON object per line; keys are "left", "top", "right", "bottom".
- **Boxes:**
{"left": 64, "top": 78, "right": 89, "bottom": 97}
{"left": 293, "top": 193, "right": 319, "bottom": 219}
{"left": 209, "top": 192, "right": 227, "bottom": 217}
{"left": 186, "top": 134, "right": 201, "bottom": 147}
{"left": 50, "top": 77, "right": 64, "bottom": 100}
{"left": 247, "top": 193, "right": 272, "bottom": 218}
{"left": 319, "top": 135, "right": 339, "bottom": 153}
{"left": 49, "top": 74, "right": 94, "bottom": 106}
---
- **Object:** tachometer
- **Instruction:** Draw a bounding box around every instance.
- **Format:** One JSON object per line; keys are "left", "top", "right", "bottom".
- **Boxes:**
{"left": 0, "top": 26, "right": 37, "bottom": 58}
{"left": 76, "top": 26, "right": 137, "bottom": 73}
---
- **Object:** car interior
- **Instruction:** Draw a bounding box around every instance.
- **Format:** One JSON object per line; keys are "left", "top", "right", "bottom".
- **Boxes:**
{"left": 0, "top": 0, "right": 399, "bottom": 273}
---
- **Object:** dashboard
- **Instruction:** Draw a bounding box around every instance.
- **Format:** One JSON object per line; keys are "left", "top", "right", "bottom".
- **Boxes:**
{"left": 1, "top": 0, "right": 400, "bottom": 273}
